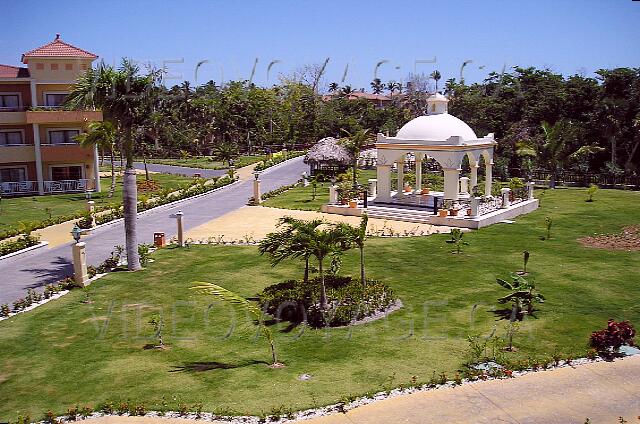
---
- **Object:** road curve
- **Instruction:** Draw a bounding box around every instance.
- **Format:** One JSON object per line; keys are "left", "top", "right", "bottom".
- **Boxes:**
{"left": 0, "top": 157, "right": 306, "bottom": 304}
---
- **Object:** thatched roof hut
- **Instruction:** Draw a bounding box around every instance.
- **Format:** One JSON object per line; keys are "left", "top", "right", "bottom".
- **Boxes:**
{"left": 304, "top": 137, "right": 353, "bottom": 176}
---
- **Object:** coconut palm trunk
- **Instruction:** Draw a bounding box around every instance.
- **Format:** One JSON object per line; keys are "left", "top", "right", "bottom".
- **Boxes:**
{"left": 318, "top": 258, "right": 328, "bottom": 309}
{"left": 109, "top": 148, "right": 116, "bottom": 198}
{"left": 304, "top": 256, "right": 310, "bottom": 284}
{"left": 123, "top": 128, "right": 141, "bottom": 271}
{"left": 359, "top": 244, "right": 366, "bottom": 285}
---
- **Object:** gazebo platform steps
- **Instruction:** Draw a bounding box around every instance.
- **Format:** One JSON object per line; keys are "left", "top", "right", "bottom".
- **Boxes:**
{"left": 366, "top": 205, "right": 437, "bottom": 224}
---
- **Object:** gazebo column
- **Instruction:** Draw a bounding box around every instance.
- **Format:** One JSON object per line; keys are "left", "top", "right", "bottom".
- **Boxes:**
{"left": 396, "top": 160, "right": 404, "bottom": 194}
{"left": 443, "top": 168, "right": 461, "bottom": 201}
{"left": 470, "top": 164, "right": 479, "bottom": 192}
{"left": 485, "top": 162, "right": 494, "bottom": 196}
{"left": 376, "top": 164, "right": 392, "bottom": 203}
{"left": 414, "top": 153, "right": 423, "bottom": 193}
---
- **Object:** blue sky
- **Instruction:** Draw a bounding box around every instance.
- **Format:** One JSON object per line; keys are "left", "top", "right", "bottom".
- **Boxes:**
{"left": 3, "top": 0, "right": 639, "bottom": 90}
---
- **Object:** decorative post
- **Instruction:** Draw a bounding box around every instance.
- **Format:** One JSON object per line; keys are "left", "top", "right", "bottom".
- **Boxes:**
{"left": 415, "top": 154, "right": 423, "bottom": 193}
{"left": 70, "top": 225, "right": 88, "bottom": 286}
{"left": 376, "top": 165, "right": 392, "bottom": 203}
{"left": 442, "top": 168, "right": 461, "bottom": 201}
{"left": 302, "top": 171, "right": 309, "bottom": 187}
{"left": 329, "top": 184, "right": 338, "bottom": 204}
{"left": 368, "top": 179, "right": 377, "bottom": 198}
{"left": 470, "top": 196, "right": 481, "bottom": 218}
{"left": 501, "top": 188, "right": 511, "bottom": 208}
{"left": 527, "top": 182, "right": 535, "bottom": 200}
{"left": 253, "top": 171, "right": 262, "bottom": 204}
{"left": 170, "top": 210, "right": 185, "bottom": 246}
{"left": 459, "top": 177, "right": 470, "bottom": 195}
{"left": 470, "top": 164, "right": 479, "bottom": 190}
{"left": 396, "top": 161, "right": 404, "bottom": 195}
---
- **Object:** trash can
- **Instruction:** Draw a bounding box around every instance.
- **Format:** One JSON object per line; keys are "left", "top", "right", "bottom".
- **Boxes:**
{"left": 154, "top": 232, "right": 166, "bottom": 248}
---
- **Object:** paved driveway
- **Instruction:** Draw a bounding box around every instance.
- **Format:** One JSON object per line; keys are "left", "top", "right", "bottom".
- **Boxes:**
{"left": 0, "top": 157, "right": 305, "bottom": 304}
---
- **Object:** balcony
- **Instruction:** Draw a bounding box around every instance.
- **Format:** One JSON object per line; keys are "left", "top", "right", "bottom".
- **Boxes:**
{"left": 0, "top": 110, "right": 27, "bottom": 124}
{"left": 26, "top": 109, "right": 103, "bottom": 124}
{"left": 0, "top": 145, "right": 36, "bottom": 163}
{"left": 1, "top": 179, "right": 94, "bottom": 196}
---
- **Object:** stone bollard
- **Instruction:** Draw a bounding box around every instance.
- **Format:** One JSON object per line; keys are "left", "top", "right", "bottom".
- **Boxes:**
{"left": 368, "top": 179, "right": 377, "bottom": 198}
{"left": 72, "top": 242, "right": 89, "bottom": 286}
{"left": 527, "top": 182, "right": 535, "bottom": 200}
{"left": 302, "top": 172, "right": 309, "bottom": 187}
{"left": 171, "top": 210, "right": 185, "bottom": 247}
{"left": 253, "top": 178, "right": 262, "bottom": 204}
{"left": 470, "top": 196, "right": 481, "bottom": 218}
{"left": 329, "top": 185, "right": 338, "bottom": 204}
{"left": 460, "top": 177, "right": 470, "bottom": 194}
{"left": 501, "top": 188, "right": 511, "bottom": 208}
{"left": 86, "top": 200, "right": 96, "bottom": 227}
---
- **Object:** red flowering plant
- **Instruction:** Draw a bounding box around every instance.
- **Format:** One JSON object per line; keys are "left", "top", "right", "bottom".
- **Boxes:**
{"left": 589, "top": 320, "right": 636, "bottom": 357}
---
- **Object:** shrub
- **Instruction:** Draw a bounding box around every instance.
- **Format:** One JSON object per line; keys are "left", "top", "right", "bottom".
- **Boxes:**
{"left": 590, "top": 320, "right": 636, "bottom": 355}
{"left": 258, "top": 275, "right": 395, "bottom": 328}
{"left": 0, "top": 304, "right": 10, "bottom": 317}
{"left": 0, "top": 234, "right": 40, "bottom": 257}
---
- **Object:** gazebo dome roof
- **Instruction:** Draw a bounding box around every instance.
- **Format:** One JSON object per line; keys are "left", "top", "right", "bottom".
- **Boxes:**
{"left": 395, "top": 114, "right": 478, "bottom": 142}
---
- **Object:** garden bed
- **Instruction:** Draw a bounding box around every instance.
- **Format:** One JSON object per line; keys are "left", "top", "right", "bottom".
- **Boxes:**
{"left": 578, "top": 225, "right": 640, "bottom": 251}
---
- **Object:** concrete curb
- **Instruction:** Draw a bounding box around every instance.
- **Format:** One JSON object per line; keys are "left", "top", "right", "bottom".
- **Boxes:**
{"left": 0, "top": 241, "right": 49, "bottom": 261}
{"left": 89, "top": 179, "right": 243, "bottom": 232}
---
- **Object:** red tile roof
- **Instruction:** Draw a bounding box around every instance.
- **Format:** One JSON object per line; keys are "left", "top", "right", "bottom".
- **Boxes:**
{"left": 21, "top": 34, "right": 97, "bottom": 63}
{"left": 0, "top": 64, "right": 30, "bottom": 78}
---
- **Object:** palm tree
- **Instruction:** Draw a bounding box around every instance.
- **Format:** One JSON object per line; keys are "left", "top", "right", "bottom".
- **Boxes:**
{"left": 66, "top": 60, "right": 161, "bottom": 271}
{"left": 328, "top": 82, "right": 339, "bottom": 93}
{"left": 341, "top": 128, "right": 371, "bottom": 188}
{"left": 259, "top": 217, "right": 322, "bottom": 284}
{"left": 430, "top": 70, "right": 442, "bottom": 92}
{"left": 540, "top": 120, "right": 571, "bottom": 189}
{"left": 75, "top": 121, "right": 117, "bottom": 198}
{"left": 370, "top": 78, "right": 384, "bottom": 94}
{"left": 213, "top": 141, "right": 239, "bottom": 167}
{"left": 335, "top": 213, "right": 368, "bottom": 285}
{"left": 340, "top": 85, "right": 355, "bottom": 96}
{"left": 306, "top": 223, "right": 349, "bottom": 309}
{"left": 386, "top": 81, "right": 397, "bottom": 96}
{"left": 190, "top": 282, "right": 279, "bottom": 365}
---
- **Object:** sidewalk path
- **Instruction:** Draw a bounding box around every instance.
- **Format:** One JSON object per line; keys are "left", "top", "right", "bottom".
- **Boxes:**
{"left": 0, "top": 157, "right": 305, "bottom": 304}
{"left": 83, "top": 356, "right": 640, "bottom": 424}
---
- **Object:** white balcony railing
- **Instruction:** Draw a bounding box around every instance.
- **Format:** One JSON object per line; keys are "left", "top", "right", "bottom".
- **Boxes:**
{"left": 1, "top": 179, "right": 93, "bottom": 196}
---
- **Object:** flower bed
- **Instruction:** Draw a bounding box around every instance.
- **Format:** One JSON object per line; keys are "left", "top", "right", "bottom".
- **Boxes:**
{"left": 254, "top": 151, "right": 305, "bottom": 172}
{"left": 0, "top": 234, "right": 41, "bottom": 257}
{"left": 258, "top": 275, "right": 396, "bottom": 328}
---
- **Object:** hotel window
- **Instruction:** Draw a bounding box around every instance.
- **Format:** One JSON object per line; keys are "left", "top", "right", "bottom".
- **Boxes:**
{"left": 51, "top": 165, "right": 82, "bottom": 181}
{"left": 0, "top": 94, "right": 20, "bottom": 110}
{"left": 65, "top": 64, "right": 73, "bottom": 71}
{"left": 51, "top": 63, "right": 59, "bottom": 71}
{"left": 36, "top": 63, "right": 44, "bottom": 70}
{"left": 0, "top": 167, "right": 27, "bottom": 183}
{"left": 80, "top": 64, "right": 87, "bottom": 70}
{"left": 0, "top": 131, "right": 24, "bottom": 146}
{"left": 45, "top": 93, "right": 68, "bottom": 107}
{"left": 48, "top": 129, "right": 80, "bottom": 144}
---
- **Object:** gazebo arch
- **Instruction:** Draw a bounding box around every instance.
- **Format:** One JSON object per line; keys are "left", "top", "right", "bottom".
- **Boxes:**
{"left": 374, "top": 94, "right": 496, "bottom": 204}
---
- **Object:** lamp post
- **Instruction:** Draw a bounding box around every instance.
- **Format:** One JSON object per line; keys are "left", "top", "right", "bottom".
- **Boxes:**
{"left": 253, "top": 171, "right": 262, "bottom": 204}
{"left": 70, "top": 225, "right": 88, "bottom": 286}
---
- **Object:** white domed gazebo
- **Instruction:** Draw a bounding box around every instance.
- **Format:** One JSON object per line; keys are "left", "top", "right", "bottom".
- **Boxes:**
{"left": 375, "top": 93, "right": 496, "bottom": 204}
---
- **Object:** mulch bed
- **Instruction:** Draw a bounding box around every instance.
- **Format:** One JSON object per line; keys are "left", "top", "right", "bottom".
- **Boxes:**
{"left": 578, "top": 226, "right": 640, "bottom": 251}
{"left": 137, "top": 179, "right": 161, "bottom": 192}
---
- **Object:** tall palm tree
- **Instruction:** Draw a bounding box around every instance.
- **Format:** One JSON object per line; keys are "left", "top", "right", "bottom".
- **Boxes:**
{"left": 74, "top": 121, "right": 117, "bottom": 198}
{"left": 370, "top": 78, "right": 384, "bottom": 94}
{"left": 213, "top": 141, "right": 239, "bottom": 167}
{"left": 386, "top": 81, "right": 397, "bottom": 96}
{"left": 66, "top": 60, "right": 161, "bottom": 271}
{"left": 430, "top": 70, "right": 442, "bottom": 92}
{"left": 540, "top": 120, "right": 569, "bottom": 189}
{"left": 335, "top": 213, "right": 368, "bottom": 285}
{"left": 306, "top": 224, "right": 349, "bottom": 309}
{"left": 340, "top": 85, "right": 355, "bottom": 96}
{"left": 328, "top": 82, "right": 339, "bottom": 93}
{"left": 341, "top": 128, "right": 371, "bottom": 188}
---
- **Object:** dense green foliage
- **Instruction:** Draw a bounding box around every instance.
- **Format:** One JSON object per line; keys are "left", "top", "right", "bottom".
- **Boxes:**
{"left": 0, "top": 235, "right": 40, "bottom": 257}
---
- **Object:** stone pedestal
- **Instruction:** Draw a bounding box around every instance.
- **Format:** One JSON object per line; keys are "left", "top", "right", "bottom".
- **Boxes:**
{"left": 460, "top": 177, "right": 470, "bottom": 194}
{"left": 470, "top": 196, "right": 481, "bottom": 218}
{"left": 527, "top": 182, "right": 535, "bottom": 200}
{"left": 86, "top": 200, "right": 96, "bottom": 227}
{"left": 72, "top": 242, "right": 89, "bottom": 286}
{"left": 368, "top": 179, "right": 377, "bottom": 197}
{"left": 253, "top": 179, "right": 262, "bottom": 204}
{"left": 329, "top": 185, "right": 338, "bottom": 204}
{"left": 176, "top": 211, "right": 184, "bottom": 247}
{"left": 501, "top": 188, "right": 511, "bottom": 208}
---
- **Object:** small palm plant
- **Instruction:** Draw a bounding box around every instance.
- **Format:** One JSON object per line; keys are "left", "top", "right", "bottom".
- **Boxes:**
{"left": 586, "top": 184, "right": 598, "bottom": 202}
{"left": 148, "top": 314, "right": 164, "bottom": 349}
{"left": 190, "top": 282, "right": 280, "bottom": 366}
{"left": 517, "top": 250, "right": 530, "bottom": 275}
{"left": 540, "top": 216, "right": 553, "bottom": 240}
{"left": 446, "top": 228, "right": 469, "bottom": 254}
{"left": 496, "top": 274, "right": 545, "bottom": 319}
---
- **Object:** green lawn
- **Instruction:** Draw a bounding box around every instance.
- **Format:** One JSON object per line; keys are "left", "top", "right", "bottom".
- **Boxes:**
{"left": 143, "top": 155, "right": 265, "bottom": 170}
{"left": 1, "top": 188, "right": 639, "bottom": 419}
{"left": 0, "top": 173, "right": 194, "bottom": 234}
